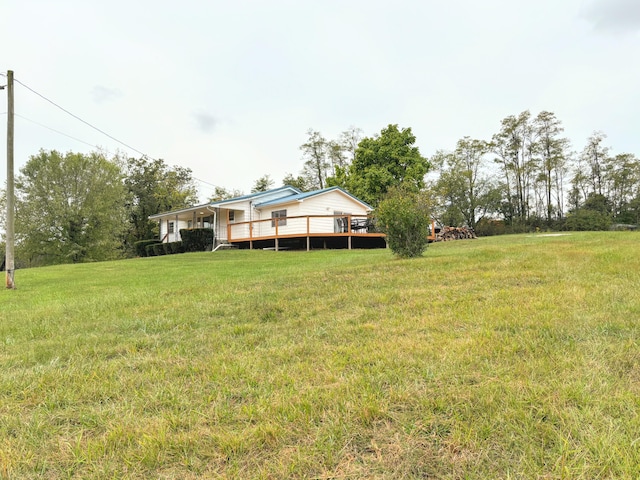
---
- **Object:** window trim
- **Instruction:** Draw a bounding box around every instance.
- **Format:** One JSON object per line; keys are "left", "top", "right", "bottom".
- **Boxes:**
{"left": 271, "top": 209, "right": 287, "bottom": 227}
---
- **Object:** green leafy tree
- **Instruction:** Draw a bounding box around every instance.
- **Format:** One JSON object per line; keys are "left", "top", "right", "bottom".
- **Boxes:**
{"left": 123, "top": 157, "right": 198, "bottom": 253}
{"left": 300, "top": 129, "right": 330, "bottom": 189}
{"left": 375, "top": 185, "right": 432, "bottom": 258}
{"left": 432, "top": 137, "right": 498, "bottom": 230}
{"left": 252, "top": 174, "right": 274, "bottom": 193}
{"left": 208, "top": 186, "right": 244, "bottom": 202}
{"left": 533, "top": 111, "right": 570, "bottom": 223}
{"left": 343, "top": 124, "right": 430, "bottom": 207}
{"left": 491, "top": 110, "right": 537, "bottom": 225}
{"left": 568, "top": 154, "right": 591, "bottom": 212}
{"left": 282, "top": 173, "right": 312, "bottom": 192}
{"left": 564, "top": 193, "right": 612, "bottom": 231}
{"left": 339, "top": 126, "right": 364, "bottom": 164}
{"left": 604, "top": 153, "right": 639, "bottom": 221}
{"left": 581, "top": 132, "right": 609, "bottom": 197}
{"left": 15, "top": 150, "right": 127, "bottom": 265}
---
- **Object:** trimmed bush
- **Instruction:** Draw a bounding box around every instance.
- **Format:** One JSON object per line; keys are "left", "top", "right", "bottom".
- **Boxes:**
{"left": 169, "top": 241, "right": 183, "bottom": 254}
{"left": 152, "top": 244, "right": 166, "bottom": 256}
{"left": 180, "top": 228, "right": 214, "bottom": 252}
{"left": 145, "top": 244, "right": 160, "bottom": 256}
{"left": 135, "top": 239, "right": 161, "bottom": 257}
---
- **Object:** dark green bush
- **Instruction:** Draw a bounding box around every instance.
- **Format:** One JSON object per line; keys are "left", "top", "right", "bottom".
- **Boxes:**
{"left": 169, "top": 241, "right": 183, "bottom": 254}
{"left": 152, "top": 244, "right": 166, "bottom": 256}
{"left": 375, "top": 185, "right": 431, "bottom": 258}
{"left": 145, "top": 244, "right": 160, "bottom": 256}
{"left": 475, "top": 218, "right": 506, "bottom": 237}
{"left": 135, "top": 239, "right": 161, "bottom": 257}
{"left": 564, "top": 209, "right": 612, "bottom": 231}
{"left": 180, "top": 229, "right": 214, "bottom": 252}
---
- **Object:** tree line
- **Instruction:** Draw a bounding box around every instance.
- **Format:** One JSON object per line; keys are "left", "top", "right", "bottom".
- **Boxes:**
{"left": 2, "top": 111, "right": 638, "bottom": 266}
{"left": 262, "top": 112, "right": 638, "bottom": 234}
{"left": 433, "top": 111, "right": 639, "bottom": 233}
{"left": 1, "top": 151, "right": 198, "bottom": 267}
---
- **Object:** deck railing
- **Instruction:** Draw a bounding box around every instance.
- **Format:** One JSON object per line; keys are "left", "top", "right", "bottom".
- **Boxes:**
{"left": 226, "top": 214, "right": 380, "bottom": 243}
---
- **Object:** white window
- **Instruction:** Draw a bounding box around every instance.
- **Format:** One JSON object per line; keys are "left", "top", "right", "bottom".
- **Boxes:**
{"left": 271, "top": 209, "right": 287, "bottom": 227}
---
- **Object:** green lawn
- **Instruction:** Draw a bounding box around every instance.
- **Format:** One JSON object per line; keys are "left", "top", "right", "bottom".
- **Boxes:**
{"left": 1, "top": 232, "right": 639, "bottom": 479}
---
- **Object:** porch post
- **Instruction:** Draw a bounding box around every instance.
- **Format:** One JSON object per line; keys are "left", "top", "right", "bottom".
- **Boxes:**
{"left": 275, "top": 219, "right": 278, "bottom": 251}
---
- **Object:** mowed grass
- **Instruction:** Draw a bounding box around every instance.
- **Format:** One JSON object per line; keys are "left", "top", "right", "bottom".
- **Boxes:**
{"left": 1, "top": 232, "right": 640, "bottom": 479}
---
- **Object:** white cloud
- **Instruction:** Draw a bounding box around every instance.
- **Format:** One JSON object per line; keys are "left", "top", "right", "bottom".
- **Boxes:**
{"left": 91, "top": 86, "right": 123, "bottom": 104}
{"left": 192, "top": 111, "right": 218, "bottom": 133}
{"left": 583, "top": 0, "right": 640, "bottom": 33}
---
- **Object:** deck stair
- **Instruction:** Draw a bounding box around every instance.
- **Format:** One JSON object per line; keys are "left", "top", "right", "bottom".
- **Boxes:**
{"left": 212, "top": 243, "right": 238, "bottom": 252}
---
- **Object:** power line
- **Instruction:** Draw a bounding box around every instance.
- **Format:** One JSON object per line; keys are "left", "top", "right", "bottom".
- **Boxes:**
{"left": 15, "top": 113, "right": 105, "bottom": 150}
{"left": 15, "top": 111, "right": 223, "bottom": 192}
{"left": 7, "top": 74, "right": 230, "bottom": 197}
{"left": 13, "top": 76, "right": 152, "bottom": 159}
{"left": 193, "top": 177, "right": 220, "bottom": 189}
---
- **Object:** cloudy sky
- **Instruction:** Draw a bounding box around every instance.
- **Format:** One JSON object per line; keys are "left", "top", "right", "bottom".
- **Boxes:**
{"left": 1, "top": 0, "right": 639, "bottom": 200}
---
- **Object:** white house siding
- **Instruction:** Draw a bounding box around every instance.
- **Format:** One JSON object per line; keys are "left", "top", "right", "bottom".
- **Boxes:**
{"left": 248, "top": 191, "right": 370, "bottom": 238}
{"left": 214, "top": 201, "right": 252, "bottom": 242}
{"left": 159, "top": 218, "right": 191, "bottom": 243}
{"left": 150, "top": 187, "right": 372, "bottom": 245}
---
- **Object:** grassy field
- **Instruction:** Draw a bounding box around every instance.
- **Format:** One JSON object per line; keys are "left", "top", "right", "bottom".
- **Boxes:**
{"left": 1, "top": 232, "right": 639, "bottom": 479}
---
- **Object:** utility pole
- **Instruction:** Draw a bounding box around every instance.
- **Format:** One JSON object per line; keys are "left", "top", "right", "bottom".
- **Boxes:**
{"left": 5, "top": 70, "right": 15, "bottom": 289}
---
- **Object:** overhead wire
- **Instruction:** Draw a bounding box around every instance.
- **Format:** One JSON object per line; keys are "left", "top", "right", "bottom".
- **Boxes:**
{"left": 13, "top": 76, "right": 151, "bottom": 159}
{"left": 8, "top": 74, "right": 229, "bottom": 197}
{"left": 15, "top": 110, "right": 222, "bottom": 192}
{"left": 15, "top": 113, "right": 106, "bottom": 150}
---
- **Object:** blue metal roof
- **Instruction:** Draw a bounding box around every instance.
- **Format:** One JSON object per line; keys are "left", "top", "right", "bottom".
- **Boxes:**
{"left": 149, "top": 185, "right": 371, "bottom": 220}
{"left": 254, "top": 186, "right": 373, "bottom": 209}
{"left": 210, "top": 185, "right": 301, "bottom": 206}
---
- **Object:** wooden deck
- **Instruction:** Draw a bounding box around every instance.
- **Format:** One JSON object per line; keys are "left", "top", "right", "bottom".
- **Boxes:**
{"left": 220, "top": 214, "right": 435, "bottom": 251}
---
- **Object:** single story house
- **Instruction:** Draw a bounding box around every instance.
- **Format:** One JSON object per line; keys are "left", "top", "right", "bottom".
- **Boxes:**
{"left": 149, "top": 185, "right": 387, "bottom": 250}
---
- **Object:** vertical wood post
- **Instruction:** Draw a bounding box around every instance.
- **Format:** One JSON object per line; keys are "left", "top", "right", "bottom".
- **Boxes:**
{"left": 5, "top": 70, "right": 15, "bottom": 289}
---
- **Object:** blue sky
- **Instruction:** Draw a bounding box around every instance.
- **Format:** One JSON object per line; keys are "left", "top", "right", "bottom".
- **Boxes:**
{"left": 1, "top": 0, "right": 639, "bottom": 200}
